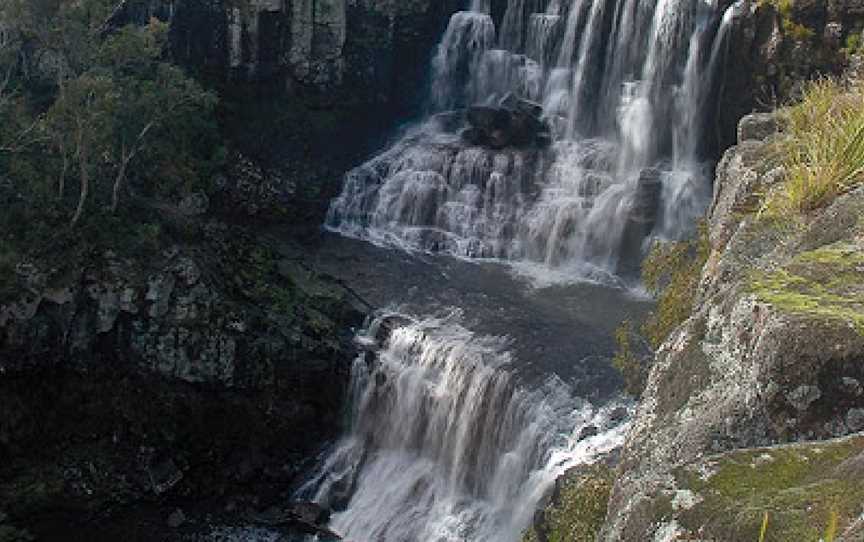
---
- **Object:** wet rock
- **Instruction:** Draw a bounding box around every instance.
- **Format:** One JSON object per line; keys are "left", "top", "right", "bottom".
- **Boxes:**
{"left": 787, "top": 385, "right": 822, "bottom": 412}
{"left": 848, "top": 409, "right": 864, "bottom": 432}
{"left": 841, "top": 377, "right": 863, "bottom": 397}
{"left": 617, "top": 168, "right": 662, "bottom": 277}
{"left": 373, "top": 315, "right": 411, "bottom": 345}
{"left": 288, "top": 502, "right": 331, "bottom": 526}
{"left": 578, "top": 425, "right": 600, "bottom": 441}
{"left": 166, "top": 508, "right": 186, "bottom": 528}
{"left": 432, "top": 111, "right": 465, "bottom": 133}
{"left": 609, "top": 407, "right": 629, "bottom": 424}
{"left": 464, "top": 101, "right": 550, "bottom": 149}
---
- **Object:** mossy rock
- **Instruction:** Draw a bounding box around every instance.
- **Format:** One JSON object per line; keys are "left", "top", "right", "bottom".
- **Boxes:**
{"left": 668, "top": 435, "right": 864, "bottom": 541}
{"left": 749, "top": 241, "right": 864, "bottom": 334}
{"left": 522, "top": 464, "right": 615, "bottom": 542}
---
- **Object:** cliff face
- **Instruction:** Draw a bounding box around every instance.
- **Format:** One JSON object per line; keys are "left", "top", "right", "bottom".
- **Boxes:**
{"left": 116, "top": 0, "right": 461, "bottom": 111}
{"left": 600, "top": 113, "right": 864, "bottom": 541}
{"left": 718, "top": 0, "right": 864, "bottom": 150}
{"left": 0, "top": 217, "right": 367, "bottom": 537}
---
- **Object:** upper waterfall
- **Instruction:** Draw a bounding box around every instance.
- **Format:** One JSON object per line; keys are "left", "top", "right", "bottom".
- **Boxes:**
{"left": 327, "top": 0, "right": 734, "bottom": 279}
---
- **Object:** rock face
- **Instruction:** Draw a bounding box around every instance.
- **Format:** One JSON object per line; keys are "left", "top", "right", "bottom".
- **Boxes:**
{"left": 0, "top": 220, "right": 367, "bottom": 536}
{"left": 599, "top": 113, "right": 864, "bottom": 540}
{"left": 718, "top": 0, "right": 864, "bottom": 151}
{"left": 116, "top": 0, "right": 462, "bottom": 110}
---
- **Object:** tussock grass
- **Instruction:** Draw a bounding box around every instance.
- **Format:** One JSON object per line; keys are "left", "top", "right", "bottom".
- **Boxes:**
{"left": 764, "top": 78, "right": 864, "bottom": 214}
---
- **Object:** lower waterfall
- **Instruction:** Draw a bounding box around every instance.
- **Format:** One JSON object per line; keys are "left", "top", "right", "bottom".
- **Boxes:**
{"left": 298, "top": 312, "right": 630, "bottom": 542}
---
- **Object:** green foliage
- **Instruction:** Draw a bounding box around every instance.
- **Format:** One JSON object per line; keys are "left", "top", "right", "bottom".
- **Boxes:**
{"left": 612, "top": 321, "right": 648, "bottom": 397}
{"left": 763, "top": 78, "right": 864, "bottom": 214}
{"left": 522, "top": 465, "right": 614, "bottom": 542}
{"left": 757, "top": 0, "right": 815, "bottom": 42}
{"left": 842, "top": 33, "right": 863, "bottom": 56}
{"left": 0, "top": 1, "right": 223, "bottom": 265}
{"left": 641, "top": 224, "right": 710, "bottom": 350}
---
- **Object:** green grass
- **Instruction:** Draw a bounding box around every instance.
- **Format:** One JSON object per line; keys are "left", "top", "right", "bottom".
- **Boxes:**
{"left": 763, "top": 79, "right": 864, "bottom": 214}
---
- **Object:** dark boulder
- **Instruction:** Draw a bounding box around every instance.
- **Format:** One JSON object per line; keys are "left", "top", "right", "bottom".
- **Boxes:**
{"left": 617, "top": 168, "right": 663, "bottom": 277}
{"left": 463, "top": 98, "right": 551, "bottom": 149}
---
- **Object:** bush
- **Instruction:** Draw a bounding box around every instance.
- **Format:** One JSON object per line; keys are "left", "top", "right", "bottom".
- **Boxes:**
{"left": 641, "top": 223, "right": 710, "bottom": 350}
{"left": 763, "top": 78, "right": 864, "bottom": 214}
{"left": 612, "top": 321, "right": 649, "bottom": 397}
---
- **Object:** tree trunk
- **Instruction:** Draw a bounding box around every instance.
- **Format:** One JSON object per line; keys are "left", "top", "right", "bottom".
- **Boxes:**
{"left": 110, "top": 150, "right": 131, "bottom": 214}
{"left": 71, "top": 141, "right": 89, "bottom": 226}
{"left": 58, "top": 145, "right": 68, "bottom": 199}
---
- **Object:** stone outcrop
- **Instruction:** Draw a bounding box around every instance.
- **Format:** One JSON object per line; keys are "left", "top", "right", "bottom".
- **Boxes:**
{"left": 116, "top": 0, "right": 462, "bottom": 110}
{"left": 599, "top": 113, "right": 864, "bottom": 540}
{"left": 0, "top": 219, "right": 367, "bottom": 538}
{"left": 718, "top": 0, "right": 864, "bottom": 151}
{"left": 460, "top": 94, "right": 552, "bottom": 149}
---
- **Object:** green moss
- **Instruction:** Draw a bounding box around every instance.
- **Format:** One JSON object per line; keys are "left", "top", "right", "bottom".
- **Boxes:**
{"left": 612, "top": 321, "right": 648, "bottom": 397}
{"left": 522, "top": 465, "right": 614, "bottom": 542}
{"left": 641, "top": 223, "right": 710, "bottom": 349}
{"left": 674, "top": 437, "right": 864, "bottom": 541}
{"left": 749, "top": 243, "right": 864, "bottom": 333}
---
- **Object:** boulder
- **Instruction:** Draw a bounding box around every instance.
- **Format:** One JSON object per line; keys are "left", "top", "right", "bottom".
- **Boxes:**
{"left": 463, "top": 100, "right": 551, "bottom": 149}
{"left": 737, "top": 113, "right": 778, "bottom": 143}
{"left": 616, "top": 168, "right": 662, "bottom": 277}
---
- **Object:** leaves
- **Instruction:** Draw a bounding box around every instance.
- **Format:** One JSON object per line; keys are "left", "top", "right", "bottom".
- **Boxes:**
{"left": 0, "top": 1, "right": 221, "bottom": 232}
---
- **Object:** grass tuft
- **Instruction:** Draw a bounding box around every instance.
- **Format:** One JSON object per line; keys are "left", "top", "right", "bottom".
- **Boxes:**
{"left": 763, "top": 78, "right": 864, "bottom": 214}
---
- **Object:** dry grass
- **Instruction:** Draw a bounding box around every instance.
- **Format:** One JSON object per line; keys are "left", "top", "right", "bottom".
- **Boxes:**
{"left": 763, "top": 78, "right": 864, "bottom": 214}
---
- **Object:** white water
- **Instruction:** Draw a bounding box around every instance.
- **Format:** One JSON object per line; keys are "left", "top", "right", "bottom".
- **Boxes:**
{"left": 307, "top": 1, "right": 737, "bottom": 540}
{"left": 327, "top": 0, "right": 735, "bottom": 279}
{"left": 299, "top": 312, "right": 631, "bottom": 542}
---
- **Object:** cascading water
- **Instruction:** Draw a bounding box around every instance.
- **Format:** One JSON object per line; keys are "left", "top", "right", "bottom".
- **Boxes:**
{"left": 304, "top": 1, "right": 737, "bottom": 540}
{"left": 327, "top": 0, "right": 735, "bottom": 278}
{"left": 299, "top": 312, "right": 631, "bottom": 542}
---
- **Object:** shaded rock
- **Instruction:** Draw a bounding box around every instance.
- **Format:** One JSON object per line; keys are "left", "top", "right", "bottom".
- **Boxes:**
{"left": 848, "top": 408, "right": 864, "bottom": 432}
{"left": 842, "top": 377, "right": 864, "bottom": 397}
{"left": 178, "top": 191, "right": 210, "bottom": 217}
{"left": 464, "top": 102, "right": 551, "bottom": 149}
{"left": 609, "top": 407, "right": 629, "bottom": 424}
{"left": 616, "top": 168, "right": 662, "bottom": 277}
{"left": 432, "top": 111, "right": 465, "bottom": 133}
{"left": 578, "top": 425, "right": 600, "bottom": 441}
{"left": 288, "top": 502, "right": 331, "bottom": 526}
{"left": 166, "top": 508, "right": 186, "bottom": 528}
{"left": 147, "top": 458, "right": 183, "bottom": 495}
{"left": 737, "top": 113, "right": 778, "bottom": 142}
{"left": 787, "top": 384, "right": 822, "bottom": 412}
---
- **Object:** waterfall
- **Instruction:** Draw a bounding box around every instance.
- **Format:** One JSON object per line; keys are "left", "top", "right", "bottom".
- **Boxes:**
{"left": 327, "top": 0, "right": 733, "bottom": 280}
{"left": 299, "top": 312, "right": 631, "bottom": 542}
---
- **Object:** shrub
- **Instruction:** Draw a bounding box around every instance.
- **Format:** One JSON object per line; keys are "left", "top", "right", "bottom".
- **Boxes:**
{"left": 763, "top": 78, "right": 864, "bottom": 214}
{"left": 612, "top": 321, "right": 649, "bottom": 397}
{"left": 641, "top": 223, "right": 710, "bottom": 350}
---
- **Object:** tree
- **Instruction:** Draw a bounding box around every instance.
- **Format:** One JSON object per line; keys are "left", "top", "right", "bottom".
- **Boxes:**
{"left": 46, "top": 73, "right": 116, "bottom": 225}
{"left": 98, "top": 20, "right": 217, "bottom": 213}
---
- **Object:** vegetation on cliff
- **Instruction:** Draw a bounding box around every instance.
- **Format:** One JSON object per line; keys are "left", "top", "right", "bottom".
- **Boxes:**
{"left": 0, "top": 0, "right": 221, "bottom": 261}
{"left": 764, "top": 77, "right": 864, "bottom": 213}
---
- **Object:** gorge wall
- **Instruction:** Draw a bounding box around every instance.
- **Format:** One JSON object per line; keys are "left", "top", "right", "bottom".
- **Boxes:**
{"left": 115, "top": 0, "right": 462, "bottom": 111}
